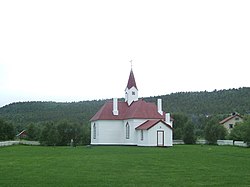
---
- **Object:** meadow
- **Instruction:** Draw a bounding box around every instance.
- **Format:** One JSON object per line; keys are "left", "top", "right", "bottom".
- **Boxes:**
{"left": 0, "top": 145, "right": 250, "bottom": 187}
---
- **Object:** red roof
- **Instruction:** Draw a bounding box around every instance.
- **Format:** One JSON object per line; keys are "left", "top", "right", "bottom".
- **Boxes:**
{"left": 90, "top": 99, "right": 165, "bottom": 121}
{"left": 219, "top": 114, "right": 243, "bottom": 124}
{"left": 135, "top": 119, "right": 172, "bottom": 130}
{"left": 16, "top": 130, "right": 27, "bottom": 137}
{"left": 126, "top": 69, "right": 137, "bottom": 89}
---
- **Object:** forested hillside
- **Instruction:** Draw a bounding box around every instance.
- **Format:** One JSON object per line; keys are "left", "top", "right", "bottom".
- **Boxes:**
{"left": 146, "top": 87, "right": 250, "bottom": 115}
{"left": 0, "top": 100, "right": 105, "bottom": 128}
{"left": 0, "top": 87, "right": 249, "bottom": 128}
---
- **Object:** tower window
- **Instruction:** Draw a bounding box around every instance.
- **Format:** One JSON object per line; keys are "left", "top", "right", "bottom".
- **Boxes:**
{"left": 132, "top": 91, "right": 135, "bottom": 95}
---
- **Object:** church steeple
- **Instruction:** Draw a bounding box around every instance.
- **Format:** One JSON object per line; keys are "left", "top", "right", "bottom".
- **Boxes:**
{"left": 125, "top": 69, "right": 138, "bottom": 106}
{"left": 126, "top": 69, "right": 138, "bottom": 89}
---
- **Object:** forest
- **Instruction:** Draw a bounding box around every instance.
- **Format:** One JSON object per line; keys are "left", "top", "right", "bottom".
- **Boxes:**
{"left": 0, "top": 87, "right": 250, "bottom": 127}
{"left": 0, "top": 87, "right": 250, "bottom": 144}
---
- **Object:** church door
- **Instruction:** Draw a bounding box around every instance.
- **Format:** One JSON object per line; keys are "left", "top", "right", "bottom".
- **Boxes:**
{"left": 157, "top": 131, "right": 164, "bottom": 146}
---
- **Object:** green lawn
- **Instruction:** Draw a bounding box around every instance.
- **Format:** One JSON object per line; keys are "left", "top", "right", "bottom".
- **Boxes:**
{"left": 0, "top": 145, "right": 250, "bottom": 187}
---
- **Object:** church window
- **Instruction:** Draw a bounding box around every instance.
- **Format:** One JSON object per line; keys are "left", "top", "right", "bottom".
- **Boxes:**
{"left": 126, "top": 123, "right": 130, "bottom": 139}
{"left": 132, "top": 91, "right": 135, "bottom": 95}
{"left": 93, "top": 123, "right": 96, "bottom": 139}
{"left": 141, "top": 130, "right": 143, "bottom": 141}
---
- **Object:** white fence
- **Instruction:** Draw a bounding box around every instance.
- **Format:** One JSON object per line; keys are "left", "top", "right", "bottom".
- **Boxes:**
{"left": 0, "top": 140, "right": 40, "bottom": 147}
{"left": 217, "top": 140, "right": 247, "bottom": 147}
{"left": 217, "top": 140, "right": 234, "bottom": 146}
{"left": 196, "top": 140, "right": 208, "bottom": 144}
{"left": 234, "top": 141, "right": 247, "bottom": 147}
{"left": 173, "top": 139, "right": 248, "bottom": 147}
{"left": 217, "top": 140, "right": 234, "bottom": 145}
{"left": 19, "top": 140, "right": 40, "bottom": 146}
{"left": 173, "top": 140, "right": 184, "bottom": 145}
{"left": 0, "top": 141, "right": 19, "bottom": 147}
{"left": 173, "top": 140, "right": 208, "bottom": 145}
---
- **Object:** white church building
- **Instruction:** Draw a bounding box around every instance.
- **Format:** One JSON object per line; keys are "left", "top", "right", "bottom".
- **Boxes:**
{"left": 90, "top": 69, "right": 173, "bottom": 147}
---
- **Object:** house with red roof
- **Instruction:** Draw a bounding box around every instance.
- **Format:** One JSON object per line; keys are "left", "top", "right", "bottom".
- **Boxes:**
{"left": 219, "top": 113, "right": 243, "bottom": 132}
{"left": 90, "top": 69, "right": 173, "bottom": 147}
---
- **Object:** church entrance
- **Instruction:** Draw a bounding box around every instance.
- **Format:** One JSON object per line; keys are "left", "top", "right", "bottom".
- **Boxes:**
{"left": 157, "top": 130, "right": 164, "bottom": 146}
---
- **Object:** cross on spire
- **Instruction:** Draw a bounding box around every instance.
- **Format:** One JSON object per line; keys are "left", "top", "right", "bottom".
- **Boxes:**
{"left": 130, "top": 60, "right": 133, "bottom": 69}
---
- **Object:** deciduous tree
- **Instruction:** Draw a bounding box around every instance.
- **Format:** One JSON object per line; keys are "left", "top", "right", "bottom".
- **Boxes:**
{"left": 205, "top": 118, "right": 227, "bottom": 144}
{"left": 183, "top": 121, "right": 196, "bottom": 144}
{"left": 0, "top": 119, "right": 15, "bottom": 141}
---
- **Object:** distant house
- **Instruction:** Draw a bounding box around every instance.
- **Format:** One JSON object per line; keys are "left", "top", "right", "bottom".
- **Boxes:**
{"left": 16, "top": 130, "right": 27, "bottom": 139}
{"left": 219, "top": 113, "right": 243, "bottom": 132}
{"left": 90, "top": 69, "right": 173, "bottom": 147}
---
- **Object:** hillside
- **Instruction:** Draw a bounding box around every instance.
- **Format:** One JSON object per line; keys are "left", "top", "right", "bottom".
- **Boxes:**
{"left": 146, "top": 87, "right": 250, "bottom": 115}
{"left": 0, "top": 87, "right": 249, "bottom": 127}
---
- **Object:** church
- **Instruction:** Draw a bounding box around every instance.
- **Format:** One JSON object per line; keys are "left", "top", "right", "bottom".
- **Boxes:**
{"left": 90, "top": 69, "right": 173, "bottom": 147}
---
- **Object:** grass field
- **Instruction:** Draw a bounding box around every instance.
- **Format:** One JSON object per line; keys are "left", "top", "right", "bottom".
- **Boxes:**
{"left": 0, "top": 145, "right": 250, "bottom": 187}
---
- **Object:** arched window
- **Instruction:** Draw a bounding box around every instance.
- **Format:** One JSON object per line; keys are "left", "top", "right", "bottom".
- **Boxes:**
{"left": 126, "top": 122, "right": 130, "bottom": 139}
{"left": 93, "top": 123, "right": 96, "bottom": 139}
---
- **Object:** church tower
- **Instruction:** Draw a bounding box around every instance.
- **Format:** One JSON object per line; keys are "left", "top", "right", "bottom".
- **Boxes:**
{"left": 125, "top": 69, "right": 138, "bottom": 106}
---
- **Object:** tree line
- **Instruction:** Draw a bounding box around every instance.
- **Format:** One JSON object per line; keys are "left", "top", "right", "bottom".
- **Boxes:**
{"left": 0, "top": 118, "right": 90, "bottom": 146}
{"left": 2, "top": 114, "right": 250, "bottom": 146}
{"left": 173, "top": 113, "right": 250, "bottom": 145}
{"left": 0, "top": 87, "right": 250, "bottom": 145}
{"left": 0, "top": 87, "right": 249, "bottom": 129}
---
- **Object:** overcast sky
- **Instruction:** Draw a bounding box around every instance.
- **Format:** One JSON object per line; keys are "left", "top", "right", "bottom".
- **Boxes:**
{"left": 0, "top": 0, "right": 249, "bottom": 107}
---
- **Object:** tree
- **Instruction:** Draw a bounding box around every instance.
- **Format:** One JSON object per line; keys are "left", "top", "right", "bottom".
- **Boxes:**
{"left": 39, "top": 121, "right": 86, "bottom": 146}
{"left": 26, "top": 123, "right": 41, "bottom": 141}
{"left": 47, "top": 124, "right": 59, "bottom": 146}
{"left": 39, "top": 122, "right": 59, "bottom": 146}
{"left": 244, "top": 124, "right": 250, "bottom": 146}
{"left": 57, "top": 121, "right": 84, "bottom": 146}
{"left": 230, "top": 117, "right": 250, "bottom": 146}
{"left": 0, "top": 118, "right": 15, "bottom": 141}
{"left": 240, "top": 117, "right": 250, "bottom": 146}
{"left": 172, "top": 113, "right": 188, "bottom": 140}
{"left": 183, "top": 121, "right": 196, "bottom": 144}
{"left": 229, "top": 123, "right": 247, "bottom": 141}
{"left": 81, "top": 124, "right": 91, "bottom": 145}
{"left": 204, "top": 118, "right": 227, "bottom": 144}
{"left": 56, "top": 121, "right": 72, "bottom": 146}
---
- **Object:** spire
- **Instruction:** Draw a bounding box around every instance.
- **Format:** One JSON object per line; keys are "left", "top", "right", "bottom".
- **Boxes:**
{"left": 126, "top": 69, "right": 138, "bottom": 89}
{"left": 125, "top": 68, "right": 138, "bottom": 106}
